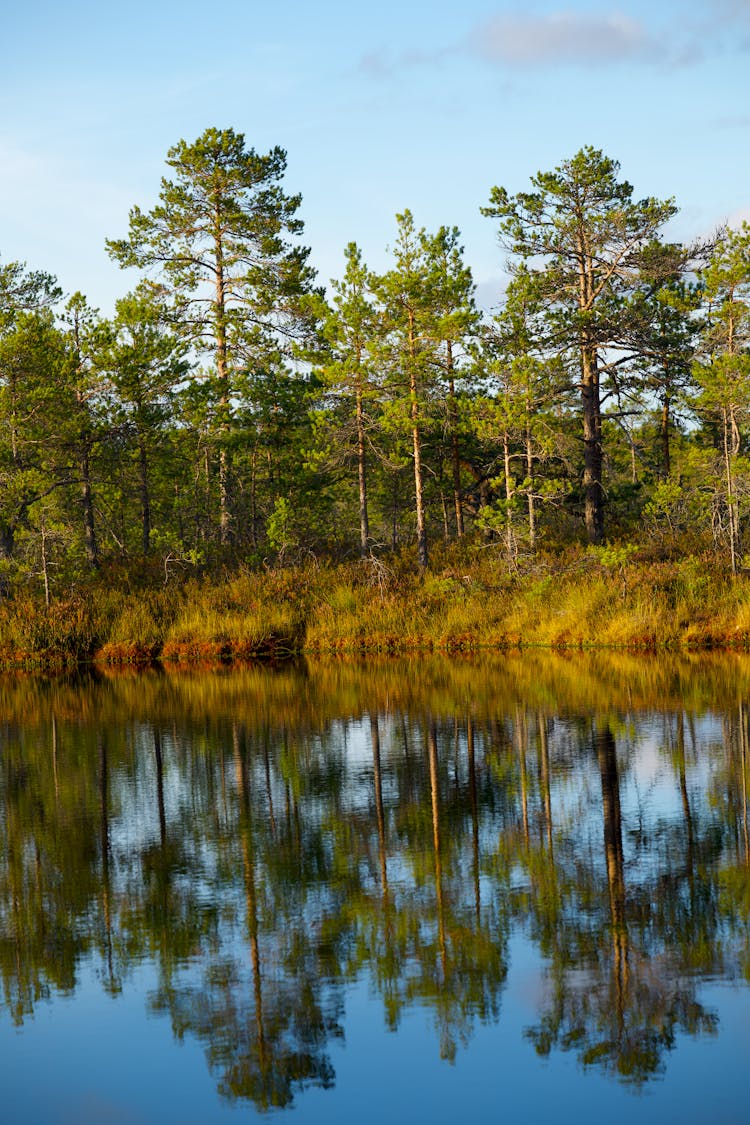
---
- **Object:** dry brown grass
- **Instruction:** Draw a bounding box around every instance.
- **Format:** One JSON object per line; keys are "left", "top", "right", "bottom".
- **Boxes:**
{"left": 3, "top": 549, "right": 750, "bottom": 669}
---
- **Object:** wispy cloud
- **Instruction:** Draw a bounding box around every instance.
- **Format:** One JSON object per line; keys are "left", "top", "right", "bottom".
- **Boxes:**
{"left": 704, "top": 0, "right": 750, "bottom": 50}
{"left": 673, "top": 0, "right": 750, "bottom": 56}
{"left": 358, "top": 44, "right": 456, "bottom": 78}
{"left": 357, "top": 2, "right": 750, "bottom": 79}
{"left": 708, "top": 0, "right": 750, "bottom": 23}
{"left": 468, "top": 11, "right": 657, "bottom": 66}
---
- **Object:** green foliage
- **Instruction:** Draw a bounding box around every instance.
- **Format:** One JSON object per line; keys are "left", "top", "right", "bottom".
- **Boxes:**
{"left": 483, "top": 147, "right": 677, "bottom": 544}
{"left": 106, "top": 126, "right": 318, "bottom": 547}
{"left": 588, "top": 543, "right": 639, "bottom": 571}
{"left": 4, "top": 136, "right": 750, "bottom": 598}
{"left": 266, "top": 497, "right": 297, "bottom": 557}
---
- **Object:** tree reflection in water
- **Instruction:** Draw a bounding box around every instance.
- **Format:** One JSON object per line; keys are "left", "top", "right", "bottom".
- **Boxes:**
{"left": 524, "top": 722, "right": 717, "bottom": 1083}
{"left": 1, "top": 654, "right": 749, "bottom": 1108}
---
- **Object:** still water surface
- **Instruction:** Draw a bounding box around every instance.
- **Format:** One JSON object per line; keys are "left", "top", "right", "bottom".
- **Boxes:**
{"left": 1, "top": 652, "right": 749, "bottom": 1123}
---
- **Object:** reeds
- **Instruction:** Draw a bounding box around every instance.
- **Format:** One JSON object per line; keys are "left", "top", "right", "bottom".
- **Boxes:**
{"left": 2, "top": 548, "right": 750, "bottom": 670}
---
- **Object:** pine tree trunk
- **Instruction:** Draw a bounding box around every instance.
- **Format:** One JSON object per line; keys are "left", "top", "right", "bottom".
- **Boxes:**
{"left": 412, "top": 392, "right": 428, "bottom": 569}
{"left": 408, "top": 310, "right": 428, "bottom": 570}
{"left": 724, "top": 299, "right": 741, "bottom": 574}
{"left": 41, "top": 516, "right": 51, "bottom": 608}
{"left": 214, "top": 214, "right": 232, "bottom": 546}
{"left": 218, "top": 447, "right": 231, "bottom": 546}
{"left": 723, "top": 405, "right": 739, "bottom": 575}
{"left": 661, "top": 392, "right": 671, "bottom": 478}
{"left": 80, "top": 449, "right": 99, "bottom": 568}
{"left": 138, "top": 433, "right": 151, "bottom": 555}
{"left": 503, "top": 431, "right": 515, "bottom": 559}
{"left": 582, "top": 345, "right": 604, "bottom": 544}
{"left": 447, "top": 361, "right": 464, "bottom": 538}
{"left": 250, "top": 448, "right": 258, "bottom": 549}
{"left": 525, "top": 423, "right": 536, "bottom": 551}
{"left": 356, "top": 384, "right": 370, "bottom": 557}
{"left": 479, "top": 476, "right": 492, "bottom": 542}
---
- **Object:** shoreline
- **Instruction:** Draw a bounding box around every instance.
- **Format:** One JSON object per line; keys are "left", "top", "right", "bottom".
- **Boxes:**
{"left": 1, "top": 549, "right": 749, "bottom": 671}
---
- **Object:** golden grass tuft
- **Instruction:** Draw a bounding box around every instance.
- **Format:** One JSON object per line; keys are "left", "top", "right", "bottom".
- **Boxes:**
{"left": 5, "top": 548, "right": 750, "bottom": 670}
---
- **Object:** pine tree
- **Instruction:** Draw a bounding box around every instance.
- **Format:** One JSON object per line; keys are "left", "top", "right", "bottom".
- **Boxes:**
{"left": 103, "top": 286, "right": 189, "bottom": 555}
{"left": 106, "top": 127, "right": 317, "bottom": 546}
{"left": 0, "top": 256, "right": 62, "bottom": 562}
{"left": 316, "top": 243, "right": 380, "bottom": 557}
{"left": 480, "top": 268, "right": 572, "bottom": 554}
{"left": 421, "top": 226, "right": 480, "bottom": 540}
{"left": 0, "top": 256, "right": 60, "bottom": 332}
{"left": 374, "top": 212, "right": 437, "bottom": 570}
{"left": 0, "top": 311, "right": 69, "bottom": 562}
{"left": 60, "top": 294, "right": 109, "bottom": 568}
{"left": 483, "top": 148, "right": 676, "bottom": 543}
{"left": 627, "top": 239, "right": 701, "bottom": 479}
{"left": 693, "top": 223, "right": 750, "bottom": 572}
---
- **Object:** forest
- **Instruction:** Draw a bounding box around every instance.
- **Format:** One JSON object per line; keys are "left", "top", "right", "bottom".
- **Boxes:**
{"left": 1, "top": 127, "right": 750, "bottom": 664}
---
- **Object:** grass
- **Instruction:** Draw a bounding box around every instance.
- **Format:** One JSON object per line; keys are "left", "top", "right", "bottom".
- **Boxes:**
{"left": 2, "top": 546, "right": 750, "bottom": 669}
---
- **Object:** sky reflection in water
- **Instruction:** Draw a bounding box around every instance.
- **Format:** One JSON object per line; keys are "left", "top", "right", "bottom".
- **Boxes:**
{"left": 1, "top": 653, "right": 749, "bottom": 1123}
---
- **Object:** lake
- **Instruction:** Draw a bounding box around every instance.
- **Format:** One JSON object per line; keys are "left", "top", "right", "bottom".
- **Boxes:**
{"left": 1, "top": 652, "right": 749, "bottom": 1123}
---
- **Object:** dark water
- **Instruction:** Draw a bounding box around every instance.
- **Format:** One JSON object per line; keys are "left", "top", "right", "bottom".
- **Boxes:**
{"left": 1, "top": 652, "right": 749, "bottom": 1124}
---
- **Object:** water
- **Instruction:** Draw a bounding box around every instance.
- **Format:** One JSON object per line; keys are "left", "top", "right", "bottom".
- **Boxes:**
{"left": 1, "top": 652, "right": 749, "bottom": 1123}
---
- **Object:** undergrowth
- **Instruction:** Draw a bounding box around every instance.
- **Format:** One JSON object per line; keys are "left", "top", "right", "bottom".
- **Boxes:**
{"left": 1, "top": 546, "right": 748, "bottom": 669}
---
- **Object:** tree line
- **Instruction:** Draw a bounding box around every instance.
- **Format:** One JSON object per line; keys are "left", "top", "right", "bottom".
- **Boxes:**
{"left": 2, "top": 127, "right": 749, "bottom": 595}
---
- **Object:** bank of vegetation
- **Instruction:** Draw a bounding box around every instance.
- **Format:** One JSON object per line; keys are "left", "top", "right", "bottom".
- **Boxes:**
{"left": 2, "top": 129, "right": 750, "bottom": 667}
{"left": 1, "top": 547, "right": 750, "bottom": 669}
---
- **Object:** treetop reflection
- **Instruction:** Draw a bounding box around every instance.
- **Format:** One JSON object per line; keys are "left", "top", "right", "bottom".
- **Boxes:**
{"left": 1, "top": 655, "right": 749, "bottom": 1109}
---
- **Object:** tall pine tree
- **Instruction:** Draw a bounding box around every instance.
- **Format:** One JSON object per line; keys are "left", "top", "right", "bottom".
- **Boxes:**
{"left": 483, "top": 148, "right": 676, "bottom": 543}
{"left": 106, "top": 127, "right": 317, "bottom": 546}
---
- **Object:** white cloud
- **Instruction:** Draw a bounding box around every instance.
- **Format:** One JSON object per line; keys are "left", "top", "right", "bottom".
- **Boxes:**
{"left": 708, "top": 0, "right": 750, "bottom": 22}
{"left": 468, "top": 10, "right": 657, "bottom": 66}
{"left": 358, "top": 2, "right": 750, "bottom": 80}
{"left": 357, "top": 11, "right": 654, "bottom": 76}
{"left": 358, "top": 44, "right": 455, "bottom": 78}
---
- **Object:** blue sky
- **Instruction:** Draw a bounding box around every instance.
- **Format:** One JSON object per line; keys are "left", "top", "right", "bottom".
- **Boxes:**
{"left": 2, "top": 0, "right": 749, "bottom": 314}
